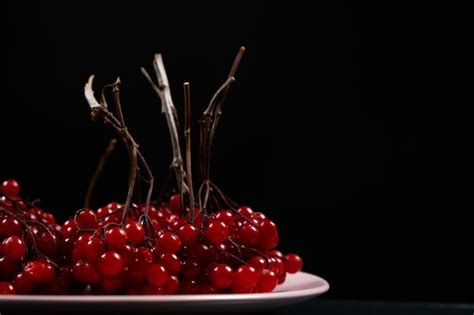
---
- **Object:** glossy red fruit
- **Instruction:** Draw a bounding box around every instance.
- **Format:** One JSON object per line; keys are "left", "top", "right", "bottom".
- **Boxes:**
{"left": 158, "top": 253, "right": 181, "bottom": 275}
{"left": 163, "top": 275, "right": 180, "bottom": 294}
{"left": 13, "top": 272, "right": 34, "bottom": 294}
{"left": 24, "top": 261, "right": 47, "bottom": 283}
{"left": 76, "top": 209, "right": 97, "bottom": 229}
{"left": 0, "top": 257, "right": 19, "bottom": 279}
{"left": 1, "top": 179, "right": 20, "bottom": 197}
{"left": 155, "top": 232, "right": 181, "bottom": 254}
{"left": 1, "top": 236, "right": 26, "bottom": 260}
{"left": 73, "top": 260, "right": 100, "bottom": 283}
{"left": 125, "top": 220, "right": 145, "bottom": 245}
{"left": 84, "top": 238, "right": 105, "bottom": 262}
{"left": 168, "top": 194, "right": 181, "bottom": 214}
{"left": 259, "top": 220, "right": 279, "bottom": 249}
{"left": 135, "top": 247, "right": 154, "bottom": 265}
{"left": 238, "top": 223, "right": 260, "bottom": 246}
{"left": 0, "top": 217, "right": 22, "bottom": 238}
{"left": 232, "top": 265, "right": 258, "bottom": 293}
{"left": 177, "top": 224, "right": 199, "bottom": 245}
{"left": 268, "top": 257, "right": 285, "bottom": 277}
{"left": 237, "top": 206, "right": 253, "bottom": 218}
{"left": 41, "top": 262, "right": 56, "bottom": 284}
{"left": 98, "top": 251, "right": 124, "bottom": 277}
{"left": 247, "top": 256, "right": 267, "bottom": 270}
{"left": 254, "top": 269, "right": 278, "bottom": 293}
{"left": 105, "top": 227, "right": 128, "bottom": 249}
{"left": 147, "top": 263, "right": 168, "bottom": 287}
{"left": 215, "top": 210, "right": 235, "bottom": 228}
{"left": 0, "top": 282, "right": 16, "bottom": 294}
{"left": 209, "top": 264, "right": 234, "bottom": 289}
{"left": 204, "top": 220, "right": 229, "bottom": 245}
{"left": 284, "top": 254, "right": 303, "bottom": 274}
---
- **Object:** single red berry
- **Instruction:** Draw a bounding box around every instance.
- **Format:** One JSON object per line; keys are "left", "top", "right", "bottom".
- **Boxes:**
{"left": 41, "top": 212, "right": 56, "bottom": 224}
{"left": 97, "top": 251, "right": 124, "bottom": 277}
{"left": 96, "top": 207, "right": 112, "bottom": 218}
{"left": 84, "top": 238, "right": 105, "bottom": 262}
{"left": 158, "top": 253, "right": 181, "bottom": 275}
{"left": 215, "top": 210, "right": 235, "bottom": 228}
{"left": 147, "top": 263, "right": 168, "bottom": 287}
{"left": 163, "top": 275, "right": 180, "bottom": 294}
{"left": 247, "top": 256, "right": 267, "bottom": 270}
{"left": 177, "top": 223, "right": 199, "bottom": 245}
{"left": 1, "top": 179, "right": 20, "bottom": 197}
{"left": 168, "top": 194, "right": 181, "bottom": 214}
{"left": 238, "top": 223, "right": 260, "bottom": 246}
{"left": 154, "top": 231, "right": 181, "bottom": 254}
{"left": 1, "top": 236, "right": 26, "bottom": 261}
{"left": 268, "top": 250, "right": 284, "bottom": 258}
{"left": 117, "top": 244, "right": 134, "bottom": 266}
{"left": 76, "top": 209, "right": 97, "bottom": 229}
{"left": 209, "top": 264, "right": 234, "bottom": 289}
{"left": 125, "top": 219, "right": 145, "bottom": 245}
{"left": 232, "top": 265, "right": 258, "bottom": 293}
{"left": 24, "top": 260, "right": 47, "bottom": 283}
{"left": 13, "top": 272, "right": 34, "bottom": 294}
{"left": 268, "top": 257, "right": 285, "bottom": 277}
{"left": 254, "top": 269, "right": 278, "bottom": 293}
{"left": 284, "top": 254, "right": 303, "bottom": 274}
{"left": 0, "top": 217, "right": 22, "bottom": 238}
{"left": 204, "top": 220, "right": 229, "bottom": 246}
{"left": 0, "top": 281, "right": 16, "bottom": 294}
{"left": 107, "top": 202, "right": 122, "bottom": 210}
{"left": 40, "top": 262, "right": 55, "bottom": 284}
{"left": 74, "top": 260, "right": 100, "bottom": 283}
{"left": 198, "top": 282, "right": 218, "bottom": 294}
{"left": 259, "top": 219, "right": 279, "bottom": 249}
{"left": 105, "top": 227, "right": 128, "bottom": 249}
{"left": 237, "top": 206, "right": 253, "bottom": 218}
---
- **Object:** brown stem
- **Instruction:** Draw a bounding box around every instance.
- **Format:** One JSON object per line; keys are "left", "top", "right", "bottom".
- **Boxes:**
{"left": 84, "top": 138, "right": 117, "bottom": 209}
{"left": 183, "top": 82, "right": 195, "bottom": 222}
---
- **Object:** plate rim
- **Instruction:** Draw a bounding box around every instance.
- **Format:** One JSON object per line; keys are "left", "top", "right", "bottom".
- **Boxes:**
{"left": 0, "top": 271, "right": 329, "bottom": 303}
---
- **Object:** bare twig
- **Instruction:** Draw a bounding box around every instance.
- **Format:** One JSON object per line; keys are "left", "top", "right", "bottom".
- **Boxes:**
{"left": 183, "top": 82, "right": 195, "bottom": 222}
{"left": 141, "top": 54, "right": 190, "bottom": 215}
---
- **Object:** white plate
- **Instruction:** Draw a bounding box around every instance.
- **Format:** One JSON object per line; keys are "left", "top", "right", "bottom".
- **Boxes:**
{"left": 0, "top": 272, "right": 329, "bottom": 312}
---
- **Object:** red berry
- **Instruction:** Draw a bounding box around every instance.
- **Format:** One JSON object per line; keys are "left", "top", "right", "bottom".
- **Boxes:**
{"left": 158, "top": 253, "right": 181, "bottom": 275}
{"left": 204, "top": 220, "right": 229, "bottom": 246}
{"left": 177, "top": 223, "right": 199, "bottom": 245}
{"left": 268, "top": 250, "right": 284, "bottom": 258}
{"left": 134, "top": 247, "right": 154, "bottom": 265}
{"left": 247, "top": 256, "right": 267, "bottom": 270}
{"left": 41, "top": 262, "right": 56, "bottom": 284}
{"left": 215, "top": 210, "right": 235, "bottom": 228}
{"left": 209, "top": 264, "right": 234, "bottom": 289}
{"left": 268, "top": 257, "right": 285, "bottom": 277}
{"left": 237, "top": 206, "right": 253, "bottom": 218}
{"left": 163, "top": 275, "right": 180, "bottom": 294}
{"left": 96, "top": 207, "right": 112, "bottom": 218}
{"left": 232, "top": 265, "right": 258, "bottom": 293}
{"left": 254, "top": 269, "right": 278, "bottom": 293}
{"left": 0, "top": 281, "right": 16, "bottom": 294}
{"left": 1, "top": 179, "right": 20, "bottom": 197}
{"left": 84, "top": 238, "right": 105, "bottom": 262}
{"left": 284, "top": 253, "right": 303, "bottom": 274}
{"left": 98, "top": 251, "right": 124, "bottom": 277}
{"left": 74, "top": 260, "right": 100, "bottom": 283}
{"left": 154, "top": 232, "right": 181, "bottom": 254}
{"left": 1, "top": 236, "right": 26, "bottom": 261}
{"left": 259, "top": 220, "right": 279, "bottom": 249}
{"left": 24, "top": 260, "right": 47, "bottom": 283}
{"left": 238, "top": 223, "right": 260, "bottom": 246}
{"left": 105, "top": 227, "right": 128, "bottom": 249}
{"left": 76, "top": 209, "right": 97, "bottom": 229}
{"left": 168, "top": 194, "right": 181, "bottom": 214}
{"left": 13, "top": 272, "right": 34, "bottom": 294}
{"left": 147, "top": 263, "right": 168, "bottom": 287}
{"left": 125, "top": 220, "right": 145, "bottom": 245}
{"left": 198, "top": 282, "right": 218, "bottom": 294}
{"left": 0, "top": 257, "right": 19, "bottom": 279}
{"left": 0, "top": 217, "right": 22, "bottom": 238}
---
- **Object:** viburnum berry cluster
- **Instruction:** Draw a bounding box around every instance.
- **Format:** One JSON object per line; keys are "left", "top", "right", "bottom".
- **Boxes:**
{"left": 0, "top": 48, "right": 304, "bottom": 295}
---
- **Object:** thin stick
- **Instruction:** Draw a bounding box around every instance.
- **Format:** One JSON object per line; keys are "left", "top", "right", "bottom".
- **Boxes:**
{"left": 84, "top": 138, "right": 117, "bottom": 208}
{"left": 141, "top": 55, "right": 190, "bottom": 212}
{"left": 183, "top": 82, "right": 195, "bottom": 221}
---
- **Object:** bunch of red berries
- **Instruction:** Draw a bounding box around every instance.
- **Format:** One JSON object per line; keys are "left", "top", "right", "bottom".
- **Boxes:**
{"left": 0, "top": 179, "right": 303, "bottom": 295}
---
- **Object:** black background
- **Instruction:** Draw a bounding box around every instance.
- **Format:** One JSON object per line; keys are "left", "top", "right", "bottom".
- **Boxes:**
{"left": 4, "top": 1, "right": 474, "bottom": 303}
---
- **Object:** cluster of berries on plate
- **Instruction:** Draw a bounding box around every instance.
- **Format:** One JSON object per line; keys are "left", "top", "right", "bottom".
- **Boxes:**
{"left": 0, "top": 47, "right": 303, "bottom": 295}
